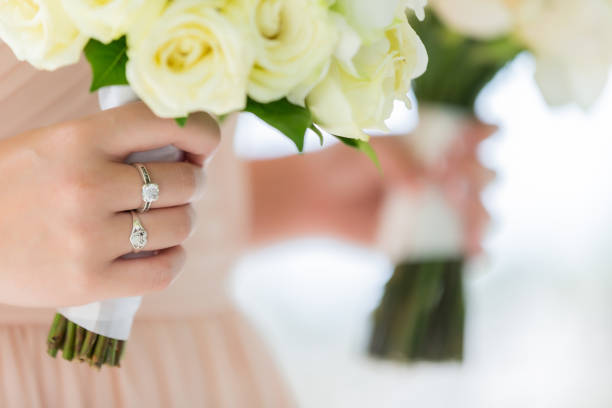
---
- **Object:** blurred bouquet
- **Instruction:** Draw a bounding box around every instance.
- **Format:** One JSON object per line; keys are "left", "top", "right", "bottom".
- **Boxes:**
{"left": 372, "top": 107, "right": 495, "bottom": 361}
{"left": 0, "top": 0, "right": 428, "bottom": 368}
{"left": 370, "top": 0, "right": 612, "bottom": 362}
{"left": 430, "top": 0, "right": 612, "bottom": 109}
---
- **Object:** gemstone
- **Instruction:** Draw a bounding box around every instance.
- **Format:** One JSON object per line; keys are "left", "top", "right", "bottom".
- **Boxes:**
{"left": 130, "top": 227, "right": 148, "bottom": 250}
{"left": 142, "top": 183, "right": 160, "bottom": 203}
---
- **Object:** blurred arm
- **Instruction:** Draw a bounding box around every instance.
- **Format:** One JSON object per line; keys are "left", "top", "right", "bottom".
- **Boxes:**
{"left": 246, "top": 136, "right": 421, "bottom": 247}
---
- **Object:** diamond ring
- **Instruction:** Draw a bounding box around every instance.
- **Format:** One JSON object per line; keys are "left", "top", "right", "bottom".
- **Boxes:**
{"left": 133, "top": 163, "right": 159, "bottom": 213}
{"left": 130, "top": 211, "right": 148, "bottom": 252}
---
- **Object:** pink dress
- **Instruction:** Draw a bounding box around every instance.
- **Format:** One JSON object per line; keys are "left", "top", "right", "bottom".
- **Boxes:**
{"left": 0, "top": 44, "right": 294, "bottom": 407}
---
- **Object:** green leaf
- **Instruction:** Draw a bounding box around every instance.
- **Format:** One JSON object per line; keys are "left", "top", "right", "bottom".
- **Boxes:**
{"left": 245, "top": 98, "right": 312, "bottom": 152}
{"left": 84, "top": 37, "right": 129, "bottom": 92}
{"left": 175, "top": 117, "right": 188, "bottom": 127}
{"left": 310, "top": 125, "right": 325, "bottom": 146}
{"left": 336, "top": 136, "right": 382, "bottom": 171}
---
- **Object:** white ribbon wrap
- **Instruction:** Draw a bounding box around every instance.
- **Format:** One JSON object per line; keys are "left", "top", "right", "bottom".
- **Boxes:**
{"left": 377, "top": 105, "right": 470, "bottom": 263}
{"left": 58, "top": 86, "right": 181, "bottom": 340}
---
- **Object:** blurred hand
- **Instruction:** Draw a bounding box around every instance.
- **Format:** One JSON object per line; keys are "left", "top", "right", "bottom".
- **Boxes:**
{"left": 248, "top": 123, "right": 495, "bottom": 251}
{"left": 423, "top": 121, "right": 496, "bottom": 255}
{"left": 0, "top": 102, "right": 220, "bottom": 307}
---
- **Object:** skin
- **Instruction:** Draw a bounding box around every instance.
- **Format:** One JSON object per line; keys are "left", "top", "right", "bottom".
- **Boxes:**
{"left": 0, "top": 100, "right": 491, "bottom": 309}
{"left": 248, "top": 136, "right": 425, "bottom": 246}
{"left": 0, "top": 102, "right": 220, "bottom": 307}
{"left": 248, "top": 125, "right": 494, "bottom": 254}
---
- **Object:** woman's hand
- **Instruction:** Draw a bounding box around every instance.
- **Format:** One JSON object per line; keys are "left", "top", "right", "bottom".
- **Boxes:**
{"left": 0, "top": 102, "right": 220, "bottom": 307}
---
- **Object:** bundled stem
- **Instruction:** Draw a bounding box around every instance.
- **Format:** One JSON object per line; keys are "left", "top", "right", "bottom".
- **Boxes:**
{"left": 369, "top": 258, "right": 465, "bottom": 362}
{"left": 46, "top": 314, "right": 125, "bottom": 368}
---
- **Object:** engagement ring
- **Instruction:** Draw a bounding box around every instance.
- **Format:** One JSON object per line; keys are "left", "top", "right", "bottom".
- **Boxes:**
{"left": 133, "top": 163, "right": 159, "bottom": 213}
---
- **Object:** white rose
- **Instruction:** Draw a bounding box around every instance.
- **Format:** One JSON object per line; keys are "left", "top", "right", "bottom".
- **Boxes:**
{"left": 308, "top": 16, "right": 427, "bottom": 140}
{"left": 126, "top": 0, "right": 251, "bottom": 118}
{"left": 403, "top": 0, "right": 428, "bottom": 21}
{"left": 430, "top": 0, "right": 612, "bottom": 108}
{"left": 246, "top": 0, "right": 338, "bottom": 105}
{"left": 61, "top": 0, "right": 164, "bottom": 44}
{"left": 0, "top": 0, "right": 87, "bottom": 70}
{"left": 331, "top": 0, "right": 426, "bottom": 44}
{"left": 428, "top": 0, "right": 513, "bottom": 39}
{"left": 514, "top": 0, "right": 612, "bottom": 109}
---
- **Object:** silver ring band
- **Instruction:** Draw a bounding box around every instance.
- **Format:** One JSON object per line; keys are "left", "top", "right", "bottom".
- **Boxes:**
{"left": 133, "top": 163, "right": 159, "bottom": 213}
{"left": 129, "top": 211, "right": 148, "bottom": 252}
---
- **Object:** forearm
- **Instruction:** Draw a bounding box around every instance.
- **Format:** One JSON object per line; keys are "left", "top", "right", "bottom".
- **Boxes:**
{"left": 246, "top": 137, "right": 413, "bottom": 247}
{"left": 247, "top": 162, "right": 377, "bottom": 246}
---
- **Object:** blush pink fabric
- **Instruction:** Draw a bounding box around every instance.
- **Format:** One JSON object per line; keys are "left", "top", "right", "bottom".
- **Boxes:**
{"left": 0, "top": 44, "right": 294, "bottom": 407}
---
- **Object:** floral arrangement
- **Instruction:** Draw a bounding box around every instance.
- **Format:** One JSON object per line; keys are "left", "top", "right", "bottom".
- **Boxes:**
{"left": 428, "top": 0, "right": 612, "bottom": 109}
{"left": 372, "top": 108, "right": 494, "bottom": 362}
{"left": 0, "top": 0, "right": 428, "bottom": 367}
{"left": 370, "top": 0, "right": 612, "bottom": 363}
{"left": 0, "top": 0, "right": 428, "bottom": 147}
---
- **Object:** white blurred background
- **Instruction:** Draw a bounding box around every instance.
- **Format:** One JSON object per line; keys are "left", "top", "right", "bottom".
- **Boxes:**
{"left": 230, "top": 54, "right": 612, "bottom": 408}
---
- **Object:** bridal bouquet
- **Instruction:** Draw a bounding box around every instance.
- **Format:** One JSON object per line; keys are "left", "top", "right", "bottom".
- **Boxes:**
{"left": 370, "top": 0, "right": 612, "bottom": 362}
{"left": 0, "top": 0, "right": 428, "bottom": 367}
{"left": 429, "top": 0, "right": 612, "bottom": 109}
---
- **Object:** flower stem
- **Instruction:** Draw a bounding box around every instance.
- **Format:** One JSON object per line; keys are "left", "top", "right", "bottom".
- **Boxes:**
{"left": 369, "top": 258, "right": 465, "bottom": 362}
{"left": 75, "top": 326, "right": 86, "bottom": 359}
{"left": 90, "top": 335, "right": 106, "bottom": 367}
{"left": 109, "top": 338, "right": 120, "bottom": 367}
{"left": 46, "top": 314, "right": 126, "bottom": 368}
{"left": 62, "top": 321, "right": 77, "bottom": 361}
{"left": 47, "top": 314, "right": 68, "bottom": 357}
{"left": 79, "top": 330, "right": 98, "bottom": 361}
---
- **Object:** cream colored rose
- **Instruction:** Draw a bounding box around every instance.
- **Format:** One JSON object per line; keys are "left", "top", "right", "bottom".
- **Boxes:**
{"left": 430, "top": 0, "right": 612, "bottom": 108}
{"left": 514, "top": 0, "right": 612, "bottom": 109}
{"left": 428, "top": 0, "right": 513, "bottom": 39}
{"left": 246, "top": 0, "right": 338, "bottom": 104}
{"left": 308, "top": 16, "right": 427, "bottom": 140}
{"left": 332, "top": 0, "right": 412, "bottom": 43}
{"left": 61, "top": 0, "right": 165, "bottom": 44}
{"left": 0, "top": 0, "right": 87, "bottom": 70}
{"left": 126, "top": 0, "right": 251, "bottom": 118}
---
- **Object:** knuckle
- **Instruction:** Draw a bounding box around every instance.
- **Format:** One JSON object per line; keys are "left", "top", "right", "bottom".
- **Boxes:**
{"left": 206, "top": 116, "right": 221, "bottom": 142}
{"left": 149, "top": 256, "right": 178, "bottom": 291}
{"left": 69, "top": 267, "right": 98, "bottom": 293}
{"left": 176, "top": 163, "right": 198, "bottom": 199}
{"left": 65, "top": 222, "right": 89, "bottom": 253}
{"left": 59, "top": 172, "right": 98, "bottom": 211}
{"left": 52, "top": 121, "right": 88, "bottom": 150}
{"left": 66, "top": 234, "right": 93, "bottom": 265}
{"left": 63, "top": 219, "right": 99, "bottom": 261}
{"left": 175, "top": 206, "right": 196, "bottom": 241}
{"left": 150, "top": 270, "right": 173, "bottom": 292}
{"left": 188, "top": 113, "right": 221, "bottom": 152}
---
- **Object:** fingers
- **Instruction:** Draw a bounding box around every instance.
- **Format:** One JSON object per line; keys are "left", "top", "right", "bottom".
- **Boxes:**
{"left": 105, "top": 162, "right": 205, "bottom": 212}
{"left": 463, "top": 122, "right": 498, "bottom": 142}
{"left": 103, "top": 246, "right": 187, "bottom": 298}
{"left": 108, "top": 205, "right": 196, "bottom": 258}
{"left": 464, "top": 199, "right": 491, "bottom": 257}
{"left": 476, "top": 166, "right": 497, "bottom": 189}
{"left": 88, "top": 102, "right": 220, "bottom": 164}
